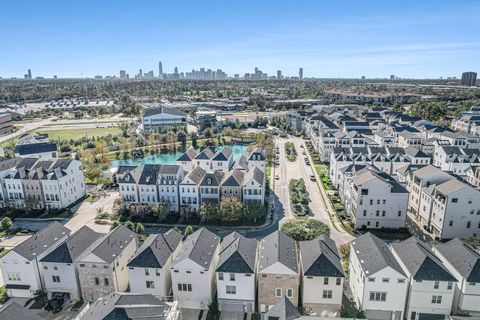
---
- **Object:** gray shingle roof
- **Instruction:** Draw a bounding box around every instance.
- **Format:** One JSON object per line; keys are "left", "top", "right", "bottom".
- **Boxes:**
{"left": 12, "top": 221, "right": 70, "bottom": 261}
{"left": 195, "top": 148, "right": 215, "bottom": 160}
{"left": 259, "top": 231, "right": 298, "bottom": 273}
{"left": 216, "top": 232, "right": 257, "bottom": 274}
{"left": 173, "top": 227, "right": 220, "bottom": 269}
{"left": 244, "top": 166, "right": 264, "bottom": 185}
{"left": 200, "top": 170, "right": 224, "bottom": 186}
{"left": 40, "top": 226, "right": 102, "bottom": 263}
{"left": 159, "top": 164, "right": 180, "bottom": 175}
{"left": 182, "top": 166, "right": 206, "bottom": 184}
{"left": 127, "top": 229, "right": 182, "bottom": 268}
{"left": 435, "top": 238, "right": 480, "bottom": 283}
{"left": 87, "top": 225, "right": 137, "bottom": 264}
{"left": 213, "top": 147, "right": 233, "bottom": 161}
{"left": 176, "top": 147, "right": 198, "bottom": 161}
{"left": 0, "top": 157, "right": 23, "bottom": 171}
{"left": 221, "top": 169, "right": 245, "bottom": 187}
{"left": 265, "top": 296, "right": 300, "bottom": 320}
{"left": 138, "top": 164, "right": 161, "bottom": 185}
{"left": 351, "top": 233, "right": 406, "bottom": 276}
{"left": 391, "top": 237, "right": 456, "bottom": 282}
{"left": 300, "top": 235, "right": 344, "bottom": 277}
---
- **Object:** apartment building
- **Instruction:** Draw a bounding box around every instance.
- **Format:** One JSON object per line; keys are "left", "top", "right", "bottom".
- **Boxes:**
{"left": 216, "top": 232, "right": 258, "bottom": 313}
{"left": 77, "top": 225, "right": 138, "bottom": 302}
{"left": 343, "top": 165, "right": 408, "bottom": 229}
{"left": 391, "top": 237, "right": 456, "bottom": 320}
{"left": 349, "top": 233, "right": 408, "bottom": 320}
{"left": 171, "top": 228, "right": 220, "bottom": 309}
{"left": 299, "top": 235, "right": 344, "bottom": 316}
{"left": 0, "top": 222, "right": 70, "bottom": 298}
{"left": 258, "top": 231, "right": 299, "bottom": 312}
{"left": 0, "top": 112, "right": 14, "bottom": 136}
{"left": 433, "top": 238, "right": 480, "bottom": 315}
{"left": 127, "top": 229, "right": 183, "bottom": 298}
{"left": 39, "top": 226, "right": 102, "bottom": 301}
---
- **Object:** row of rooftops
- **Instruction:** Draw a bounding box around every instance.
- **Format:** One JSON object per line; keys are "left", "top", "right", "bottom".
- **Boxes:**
{"left": 0, "top": 157, "right": 75, "bottom": 181}
{"left": 346, "top": 164, "right": 408, "bottom": 194}
{"left": 352, "top": 232, "right": 480, "bottom": 283}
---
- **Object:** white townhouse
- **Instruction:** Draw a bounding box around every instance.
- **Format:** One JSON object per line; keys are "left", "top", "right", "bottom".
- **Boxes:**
{"left": 433, "top": 146, "right": 479, "bottom": 177}
{"left": 423, "top": 179, "right": 480, "bottom": 240}
{"left": 248, "top": 148, "right": 266, "bottom": 172}
{"left": 258, "top": 231, "right": 300, "bottom": 312}
{"left": 216, "top": 232, "right": 258, "bottom": 313}
{"left": 35, "top": 159, "right": 86, "bottom": 210}
{"left": 299, "top": 235, "right": 345, "bottom": 316}
{"left": 391, "top": 237, "right": 457, "bottom": 320}
{"left": 137, "top": 164, "right": 162, "bottom": 205}
{"left": 349, "top": 233, "right": 408, "bottom": 320}
{"left": 0, "top": 222, "right": 70, "bottom": 298}
{"left": 434, "top": 238, "right": 480, "bottom": 315}
{"left": 3, "top": 158, "right": 39, "bottom": 208}
{"left": 157, "top": 165, "right": 184, "bottom": 213}
{"left": 211, "top": 147, "right": 233, "bottom": 172}
{"left": 194, "top": 147, "right": 215, "bottom": 171}
{"left": 179, "top": 166, "right": 206, "bottom": 215}
{"left": 171, "top": 228, "right": 220, "bottom": 309}
{"left": 39, "top": 226, "right": 102, "bottom": 301}
{"left": 176, "top": 147, "right": 198, "bottom": 171}
{"left": 127, "top": 229, "right": 183, "bottom": 299}
{"left": 343, "top": 165, "right": 408, "bottom": 229}
{"left": 76, "top": 225, "right": 138, "bottom": 302}
{"left": 242, "top": 167, "right": 265, "bottom": 205}
{"left": 0, "top": 158, "right": 23, "bottom": 207}
{"left": 117, "top": 166, "right": 141, "bottom": 203}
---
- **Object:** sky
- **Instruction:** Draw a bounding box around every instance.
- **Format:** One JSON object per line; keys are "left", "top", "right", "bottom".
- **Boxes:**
{"left": 0, "top": 0, "right": 479, "bottom": 79}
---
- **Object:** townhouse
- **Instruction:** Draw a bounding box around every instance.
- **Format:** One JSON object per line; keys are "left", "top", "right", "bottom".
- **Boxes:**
{"left": 299, "top": 235, "right": 344, "bottom": 316}
{"left": 77, "top": 225, "right": 138, "bottom": 302}
{"left": 433, "top": 238, "right": 480, "bottom": 315}
{"left": 433, "top": 146, "right": 479, "bottom": 177}
{"left": 258, "top": 230, "right": 299, "bottom": 312}
{"left": 342, "top": 165, "right": 408, "bottom": 229}
{"left": 391, "top": 237, "right": 457, "bottom": 320}
{"left": 0, "top": 222, "right": 70, "bottom": 298}
{"left": 171, "top": 227, "right": 220, "bottom": 309}
{"left": 211, "top": 147, "right": 233, "bottom": 172}
{"left": 127, "top": 229, "right": 183, "bottom": 299}
{"left": 199, "top": 170, "right": 224, "bottom": 205}
{"left": 179, "top": 166, "right": 205, "bottom": 214}
{"left": 216, "top": 231, "right": 258, "bottom": 313}
{"left": 349, "top": 233, "right": 408, "bottom": 320}
{"left": 176, "top": 147, "right": 198, "bottom": 171}
{"left": 158, "top": 165, "right": 184, "bottom": 212}
{"left": 220, "top": 169, "right": 245, "bottom": 200}
{"left": 39, "top": 226, "right": 102, "bottom": 301}
{"left": 242, "top": 166, "right": 265, "bottom": 205}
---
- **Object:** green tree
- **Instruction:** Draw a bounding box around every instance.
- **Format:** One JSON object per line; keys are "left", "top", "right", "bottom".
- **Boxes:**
{"left": 184, "top": 225, "right": 194, "bottom": 239}
{"left": 125, "top": 220, "right": 135, "bottom": 231}
{"left": 219, "top": 196, "right": 244, "bottom": 223}
{"left": 281, "top": 218, "right": 330, "bottom": 241}
{"left": 176, "top": 130, "right": 187, "bottom": 149}
{"left": 1, "top": 217, "right": 12, "bottom": 230}
{"left": 204, "top": 128, "right": 213, "bottom": 139}
{"left": 199, "top": 203, "right": 217, "bottom": 222}
{"left": 135, "top": 223, "right": 145, "bottom": 234}
{"left": 190, "top": 132, "right": 198, "bottom": 148}
{"left": 110, "top": 220, "right": 120, "bottom": 230}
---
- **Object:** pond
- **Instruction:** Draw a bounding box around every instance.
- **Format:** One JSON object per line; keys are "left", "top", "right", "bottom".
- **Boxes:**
{"left": 111, "top": 144, "right": 250, "bottom": 168}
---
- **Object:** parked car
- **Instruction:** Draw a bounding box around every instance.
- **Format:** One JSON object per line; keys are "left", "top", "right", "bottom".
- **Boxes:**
{"left": 275, "top": 175, "right": 280, "bottom": 180}
{"left": 310, "top": 175, "right": 316, "bottom": 181}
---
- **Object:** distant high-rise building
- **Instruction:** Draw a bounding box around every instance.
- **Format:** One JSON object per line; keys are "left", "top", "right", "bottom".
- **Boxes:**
{"left": 461, "top": 72, "right": 477, "bottom": 86}
{"left": 53, "top": 75, "right": 57, "bottom": 79}
{"left": 361, "top": 76, "right": 366, "bottom": 80}
{"left": 158, "top": 61, "right": 163, "bottom": 79}
{"left": 120, "top": 70, "right": 126, "bottom": 79}
{"left": 299, "top": 68, "right": 303, "bottom": 80}
{"left": 277, "top": 70, "right": 282, "bottom": 79}
{"left": 390, "top": 74, "right": 395, "bottom": 80}
{"left": 174, "top": 66, "right": 179, "bottom": 74}
{"left": 139, "top": 69, "right": 143, "bottom": 77}
{"left": 24, "top": 69, "right": 32, "bottom": 79}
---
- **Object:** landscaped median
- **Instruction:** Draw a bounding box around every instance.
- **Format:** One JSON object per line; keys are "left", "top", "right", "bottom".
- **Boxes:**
{"left": 284, "top": 141, "right": 297, "bottom": 161}
{"left": 289, "top": 178, "right": 311, "bottom": 216}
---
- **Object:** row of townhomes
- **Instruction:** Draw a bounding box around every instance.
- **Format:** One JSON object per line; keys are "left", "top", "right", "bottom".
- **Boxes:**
{"left": 116, "top": 146, "right": 266, "bottom": 214}
{"left": 349, "top": 233, "right": 480, "bottom": 320}
{"left": 0, "top": 223, "right": 348, "bottom": 317}
{"left": 299, "top": 105, "right": 480, "bottom": 240}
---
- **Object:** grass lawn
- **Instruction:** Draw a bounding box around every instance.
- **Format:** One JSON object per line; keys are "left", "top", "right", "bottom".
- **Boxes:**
{"left": 36, "top": 127, "right": 121, "bottom": 140}
{"left": 84, "top": 194, "right": 101, "bottom": 203}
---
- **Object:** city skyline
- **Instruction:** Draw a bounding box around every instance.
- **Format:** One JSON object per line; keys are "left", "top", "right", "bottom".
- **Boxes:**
{"left": 0, "top": 0, "right": 479, "bottom": 78}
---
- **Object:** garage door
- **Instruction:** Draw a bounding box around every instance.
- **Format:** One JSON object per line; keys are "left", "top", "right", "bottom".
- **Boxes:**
{"left": 219, "top": 301, "right": 245, "bottom": 313}
{"left": 419, "top": 313, "right": 445, "bottom": 320}
{"left": 366, "top": 310, "right": 393, "bottom": 320}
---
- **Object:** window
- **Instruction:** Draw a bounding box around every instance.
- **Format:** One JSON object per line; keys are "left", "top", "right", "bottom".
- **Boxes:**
{"left": 452, "top": 198, "right": 458, "bottom": 203}
{"left": 431, "top": 295, "right": 442, "bottom": 304}
{"left": 187, "top": 284, "right": 192, "bottom": 291}
{"left": 449, "top": 220, "right": 453, "bottom": 226}
{"left": 146, "top": 281, "right": 155, "bottom": 289}
{"left": 398, "top": 279, "right": 406, "bottom": 283}
{"left": 322, "top": 290, "right": 333, "bottom": 299}
{"left": 369, "top": 292, "right": 387, "bottom": 301}
{"left": 95, "top": 278, "right": 100, "bottom": 285}
{"left": 52, "top": 275, "right": 60, "bottom": 283}
{"left": 382, "top": 278, "right": 390, "bottom": 283}
{"left": 467, "top": 221, "right": 471, "bottom": 228}
{"left": 361, "top": 189, "right": 369, "bottom": 195}
{"left": 324, "top": 277, "right": 329, "bottom": 285}
{"left": 43, "top": 266, "right": 48, "bottom": 270}
{"left": 447, "top": 282, "right": 453, "bottom": 290}
{"left": 218, "top": 273, "right": 224, "bottom": 280}
{"left": 156, "top": 269, "right": 161, "bottom": 276}
{"left": 145, "top": 268, "right": 150, "bottom": 276}
{"left": 275, "top": 288, "right": 282, "bottom": 297}
{"left": 104, "top": 278, "right": 109, "bottom": 286}
{"left": 226, "top": 285, "right": 236, "bottom": 295}
{"left": 7, "top": 273, "right": 21, "bottom": 281}
{"left": 434, "top": 281, "right": 439, "bottom": 289}
{"left": 286, "top": 288, "right": 293, "bottom": 298}
{"left": 230, "top": 273, "right": 235, "bottom": 281}
{"left": 336, "top": 278, "right": 341, "bottom": 286}
{"left": 368, "top": 277, "right": 375, "bottom": 282}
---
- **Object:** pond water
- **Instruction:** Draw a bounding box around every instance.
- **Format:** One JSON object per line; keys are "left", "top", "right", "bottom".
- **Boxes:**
{"left": 111, "top": 144, "right": 249, "bottom": 168}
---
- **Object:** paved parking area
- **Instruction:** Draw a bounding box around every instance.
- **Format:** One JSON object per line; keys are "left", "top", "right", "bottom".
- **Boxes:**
{"left": 220, "top": 311, "right": 246, "bottom": 320}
